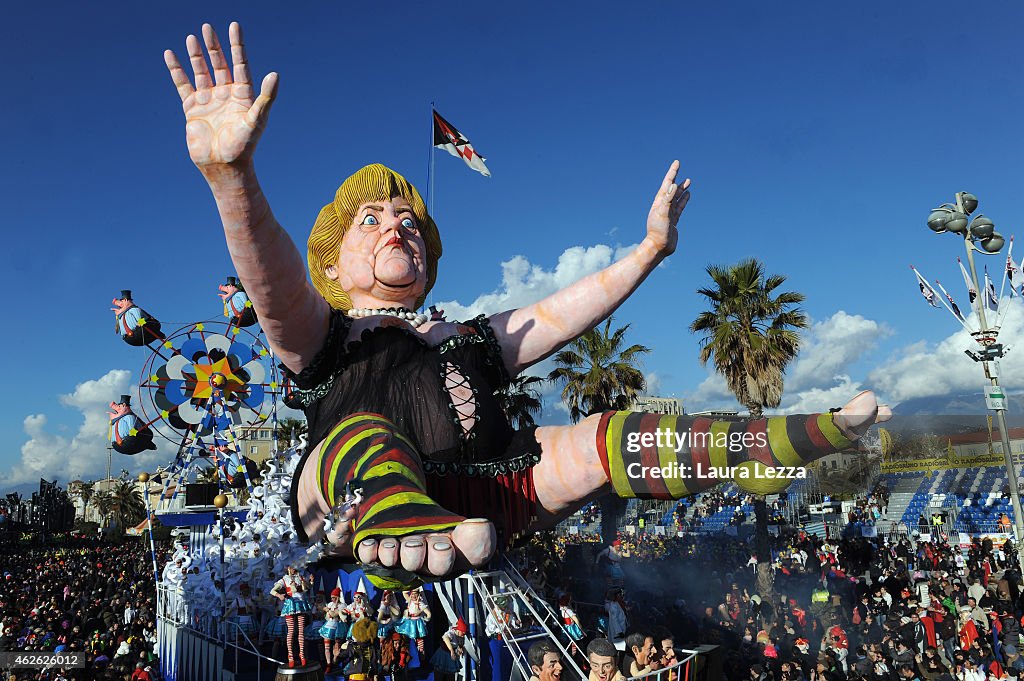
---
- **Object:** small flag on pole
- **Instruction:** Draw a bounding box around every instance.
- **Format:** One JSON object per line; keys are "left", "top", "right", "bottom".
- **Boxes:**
{"left": 911, "top": 266, "right": 939, "bottom": 308}
{"left": 935, "top": 279, "right": 965, "bottom": 322}
{"left": 432, "top": 109, "right": 491, "bottom": 177}
{"left": 959, "top": 258, "right": 977, "bottom": 303}
{"left": 984, "top": 266, "right": 999, "bottom": 311}
{"left": 1007, "top": 236, "right": 1020, "bottom": 298}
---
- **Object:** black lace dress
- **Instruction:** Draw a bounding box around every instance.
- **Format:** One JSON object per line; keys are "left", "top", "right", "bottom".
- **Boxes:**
{"left": 286, "top": 311, "right": 542, "bottom": 545}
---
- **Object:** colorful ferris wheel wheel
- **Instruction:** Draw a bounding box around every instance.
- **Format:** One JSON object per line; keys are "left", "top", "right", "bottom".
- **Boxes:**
{"left": 109, "top": 280, "right": 285, "bottom": 499}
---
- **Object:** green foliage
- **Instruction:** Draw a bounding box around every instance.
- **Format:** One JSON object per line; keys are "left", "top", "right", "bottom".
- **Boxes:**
{"left": 547, "top": 317, "right": 649, "bottom": 424}
{"left": 496, "top": 376, "right": 544, "bottom": 429}
{"left": 690, "top": 258, "right": 807, "bottom": 418}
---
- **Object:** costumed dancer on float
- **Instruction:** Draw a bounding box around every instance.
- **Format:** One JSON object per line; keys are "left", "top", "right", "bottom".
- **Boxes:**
{"left": 377, "top": 589, "right": 401, "bottom": 643}
{"left": 394, "top": 588, "right": 430, "bottom": 654}
{"left": 430, "top": 619, "right": 469, "bottom": 681}
{"left": 485, "top": 596, "right": 521, "bottom": 681}
{"left": 270, "top": 564, "right": 313, "bottom": 668}
{"left": 381, "top": 631, "right": 412, "bottom": 681}
{"left": 228, "top": 582, "right": 258, "bottom": 641}
{"left": 345, "top": 587, "right": 373, "bottom": 623}
{"left": 340, "top": 618, "right": 379, "bottom": 681}
{"left": 163, "top": 22, "right": 892, "bottom": 592}
{"left": 319, "top": 587, "right": 347, "bottom": 674}
{"left": 559, "top": 594, "right": 584, "bottom": 652}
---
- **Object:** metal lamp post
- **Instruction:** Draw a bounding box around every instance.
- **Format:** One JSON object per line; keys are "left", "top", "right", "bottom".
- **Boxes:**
{"left": 139, "top": 472, "right": 162, "bottom": 648}
{"left": 214, "top": 492, "right": 228, "bottom": 642}
{"left": 927, "top": 192, "right": 1024, "bottom": 570}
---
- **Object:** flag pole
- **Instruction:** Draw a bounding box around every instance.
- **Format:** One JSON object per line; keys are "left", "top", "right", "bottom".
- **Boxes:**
{"left": 426, "top": 102, "right": 436, "bottom": 219}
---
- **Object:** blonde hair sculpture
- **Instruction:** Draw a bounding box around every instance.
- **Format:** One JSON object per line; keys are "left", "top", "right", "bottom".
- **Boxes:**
{"left": 308, "top": 164, "right": 442, "bottom": 310}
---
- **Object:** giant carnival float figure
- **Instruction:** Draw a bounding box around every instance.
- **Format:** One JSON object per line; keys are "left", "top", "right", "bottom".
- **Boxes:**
{"left": 164, "top": 23, "right": 891, "bottom": 591}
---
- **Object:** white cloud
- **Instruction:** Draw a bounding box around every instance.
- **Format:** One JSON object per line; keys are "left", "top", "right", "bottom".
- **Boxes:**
{"left": 3, "top": 370, "right": 170, "bottom": 486}
{"left": 868, "top": 299, "right": 1024, "bottom": 404}
{"left": 436, "top": 243, "right": 638, "bottom": 319}
{"left": 787, "top": 312, "right": 891, "bottom": 392}
{"left": 684, "top": 311, "right": 888, "bottom": 414}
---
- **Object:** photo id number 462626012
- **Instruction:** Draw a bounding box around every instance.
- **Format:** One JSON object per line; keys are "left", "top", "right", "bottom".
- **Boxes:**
{"left": 0, "top": 651, "right": 86, "bottom": 668}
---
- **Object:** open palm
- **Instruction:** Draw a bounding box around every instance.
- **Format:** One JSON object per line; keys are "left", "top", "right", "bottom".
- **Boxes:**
{"left": 164, "top": 23, "right": 278, "bottom": 168}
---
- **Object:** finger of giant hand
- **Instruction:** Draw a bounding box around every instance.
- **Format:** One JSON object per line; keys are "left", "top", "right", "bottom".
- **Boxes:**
{"left": 164, "top": 50, "right": 195, "bottom": 103}
{"left": 246, "top": 72, "right": 279, "bottom": 128}
{"left": 229, "top": 22, "right": 251, "bottom": 86}
{"left": 186, "top": 34, "right": 213, "bottom": 91}
{"left": 657, "top": 160, "right": 681, "bottom": 202}
{"left": 426, "top": 535, "right": 456, "bottom": 577}
{"left": 202, "top": 24, "right": 232, "bottom": 86}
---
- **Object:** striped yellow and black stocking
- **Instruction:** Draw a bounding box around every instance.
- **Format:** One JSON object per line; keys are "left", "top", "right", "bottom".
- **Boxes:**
{"left": 315, "top": 413, "right": 464, "bottom": 588}
{"left": 596, "top": 411, "right": 854, "bottom": 498}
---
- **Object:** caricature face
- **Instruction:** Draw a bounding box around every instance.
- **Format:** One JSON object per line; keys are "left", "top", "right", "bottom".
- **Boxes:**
{"left": 327, "top": 198, "right": 427, "bottom": 307}
{"left": 534, "top": 652, "right": 562, "bottom": 681}
{"left": 112, "top": 297, "right": 133, "bottom": 314}
{"left": 109, "top": 402, "right": 131, "bottom": 417}
{"left": 589, "top": 654, "right": 616, "bottom": 681}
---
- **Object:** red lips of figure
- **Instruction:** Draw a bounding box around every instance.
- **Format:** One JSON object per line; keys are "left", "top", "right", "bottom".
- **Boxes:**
{"left": 385, "top": 236, "right": 403, "bottom": 249}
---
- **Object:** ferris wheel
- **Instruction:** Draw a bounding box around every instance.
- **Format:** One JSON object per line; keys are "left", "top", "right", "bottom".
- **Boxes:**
{"left": 110, "top": 282, "right": 285, "bottom": 501}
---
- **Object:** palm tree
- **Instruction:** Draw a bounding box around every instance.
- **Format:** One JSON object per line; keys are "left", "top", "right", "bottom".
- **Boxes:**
{"left": 277, "top": 418, "right": 308, "bottom": 448}
{"left": 690, "top": 258, "right": 807, "bottom": 418}
{"left": 79, "top": 481, "right": 95, "bottom": 520}
{"left": 690, "top": 258, "right": 807, "bottom": 606}
{"left": 93, "top": 490, "right": 115, "bottom": 529}
{"left": 97, "top": 480, "right": 146, "bottom": 531}
{"left": 496, "top": 376, "right": 544, "bottom": 429}
{"left": 548, "top": 317, "right": 650, "bottom": 545}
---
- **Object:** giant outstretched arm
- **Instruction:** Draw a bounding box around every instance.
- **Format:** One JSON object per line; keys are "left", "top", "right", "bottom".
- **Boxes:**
{"left": 164, "top": 23, "right": 328, "bottom": 372}
{"left": 488, "top": 162, "right": 690, "bottom": 376}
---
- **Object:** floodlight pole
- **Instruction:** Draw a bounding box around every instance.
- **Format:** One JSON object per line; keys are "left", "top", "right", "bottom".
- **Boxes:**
{"left": 939, "top": 191, "right": 1024, "bottom": 572}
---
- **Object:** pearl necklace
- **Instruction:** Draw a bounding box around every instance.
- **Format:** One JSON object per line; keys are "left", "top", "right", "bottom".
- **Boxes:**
{"left": 346, "top": 307, "right": 429, "bottom": 327}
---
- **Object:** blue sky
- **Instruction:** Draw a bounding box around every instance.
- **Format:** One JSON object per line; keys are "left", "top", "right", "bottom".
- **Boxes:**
{"left": 2, "top": 2, "right": 1023, "bottom": 488}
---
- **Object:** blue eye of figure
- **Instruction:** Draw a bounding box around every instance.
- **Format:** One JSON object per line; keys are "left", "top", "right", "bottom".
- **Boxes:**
{"left": 401, "top": 218, "right": 416, "bottom": 229}
{"left": 362, "top": 215, "right": 378, "bottom": 225}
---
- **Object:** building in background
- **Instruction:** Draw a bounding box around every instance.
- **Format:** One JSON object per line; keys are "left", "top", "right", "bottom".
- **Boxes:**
{"left": 631, "top": 395, "right": 684, "bottom": 415}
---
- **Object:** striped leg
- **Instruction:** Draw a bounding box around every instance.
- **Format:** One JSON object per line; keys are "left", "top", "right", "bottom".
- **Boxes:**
{"left": 298, "top": 614, "right": 307, "bottom": 665}
{"left": 316, "top": 413, "right": 465, "bottom": 588}
{"left": 285, "top": 616, "right": 296, "bottom": 665}
{"left": 324, "top": 638, "right": 332, "bottom": 665}
{"left": 596, "top": 412, "right": 854, "bottom": 498}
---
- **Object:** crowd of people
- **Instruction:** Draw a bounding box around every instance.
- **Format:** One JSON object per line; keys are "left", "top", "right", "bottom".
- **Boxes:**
{"left": 533, "top": 519, "right": 1024, "bottom": 680}
{"left": 6, "top": 477, "right": 1024, "bottom": 681}
{"left": 0, "top": 534, "right": 163, "bottom": 681}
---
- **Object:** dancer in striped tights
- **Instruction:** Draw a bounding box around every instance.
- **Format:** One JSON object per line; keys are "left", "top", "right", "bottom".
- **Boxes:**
{"left": 271, "top": 565, "right": 312, "bottom": 668}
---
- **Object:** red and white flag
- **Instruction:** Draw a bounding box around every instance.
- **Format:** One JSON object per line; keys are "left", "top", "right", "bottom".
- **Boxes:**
{"left": 433, "top": 109, "right": 491, "bottom": 177}
{"left": 984, "top": 266, "right": 999, "bottom": 312}
{"left": 1007, "top": 236, "right": 1020, "bottom": 298}
{"left": 911, "top": 266, "right": 939, "bottom": 308}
